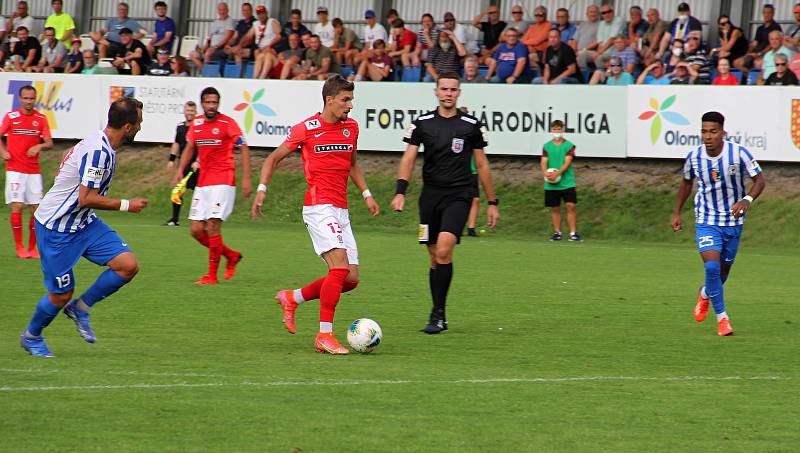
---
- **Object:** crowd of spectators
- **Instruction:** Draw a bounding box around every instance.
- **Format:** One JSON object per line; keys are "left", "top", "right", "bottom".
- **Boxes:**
{"left": 1, "top": 1, "right": 799, "bottom": 86}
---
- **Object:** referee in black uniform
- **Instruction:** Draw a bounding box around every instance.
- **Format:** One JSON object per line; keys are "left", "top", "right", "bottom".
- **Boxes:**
{"left": 164, "top": 101, "right": 199, "bottom": 226}
{"left": 391, "top": 72, "right": 500, "bottom": 334}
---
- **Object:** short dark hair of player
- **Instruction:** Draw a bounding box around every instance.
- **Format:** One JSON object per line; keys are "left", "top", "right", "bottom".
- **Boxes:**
{"left": 332, "top": 18, "right": 343, "bottom": 28}
{"left": 185, "top": 100, "right": 196, "bottom": 108}
{"left": 154, "top": 1, "right": 167, "bottom": 8}
{"left": 107, "top": 97, "right": 143, "bottom": 129}
{"left": 392, "top": 19, "right": 405, "bottom": 29}
{"left": 701, "top": 111, "right": 725, "bottom": 126}
{"left": 200, "top": 86, "right": 220, "bottom": 102}
{"left": 436, "top": 71, "right": 461, "bottom": 87}
{"left": 18, "top": 85, "right": 35, "bottom": 96}
{"left": 550, "top": 120, "right": 565, "bottom": 129}
{"left": 321, "top": 75, "right": 354, "bottom": 103}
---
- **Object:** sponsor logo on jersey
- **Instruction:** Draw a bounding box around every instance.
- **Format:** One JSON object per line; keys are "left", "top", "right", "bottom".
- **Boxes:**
{"left": 86, "top": 166, "right": 105, "bottom": 183}
{"left": 451, "top": 138, "right": 464, "bottom": 153}
{"left": 342, "top": 128, "right": 350, "bottom": 138}
{"left": 8, "top": 111, "right": 20, "bottom": 119}
{"left": 212, "top": 128, "right": 220, "bottom": 135}
{"left": 12, "top": 128, "right": 41, "bottom": 136}
{"left": 314, "top": 144, "right": 353, "bottom": 153}
{"left": 32, "top": 120, "right": 38, "bottom": 127}
{"left": 195, "top": 139, "right": 223, "bottom": 146}
{"left": 727, "top": 164, "right": 738, "bottom": 175}
{"left": 194, "top": 118, "right": 205, "bottom": 126}
{"left": 305, "top": 119, "right": 321, "bottom": 130}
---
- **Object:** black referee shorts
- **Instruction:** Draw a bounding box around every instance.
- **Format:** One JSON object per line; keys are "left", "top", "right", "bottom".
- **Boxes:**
{"left": 418, "top": 185, "right": 472, "bottom": 245}
{"left": 469, "top": 174, "right": 480, "bottom": 199}
{"left": 544, "top": 187, "right": 577, "bottom": 207}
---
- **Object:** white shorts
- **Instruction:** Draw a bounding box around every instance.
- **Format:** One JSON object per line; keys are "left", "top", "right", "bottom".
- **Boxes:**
{"left": 302, "top": 204, "right": 359, "bottom": 265}
{"left": 189, "top": 185, "right": 236, "bottom": 221}
{"left": 5, "top": 171, "right": 43, "bottom": 205}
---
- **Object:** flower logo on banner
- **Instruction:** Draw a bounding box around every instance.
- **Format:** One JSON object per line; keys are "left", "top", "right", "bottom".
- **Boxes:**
{"left": 234, "top": 88, "right": 276, "bottom": 133}
{"left": 638, "top": 95, "right": 690, "bottom": 144}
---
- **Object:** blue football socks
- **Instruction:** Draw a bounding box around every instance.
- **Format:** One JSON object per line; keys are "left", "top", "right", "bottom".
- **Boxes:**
{"left": 26, "top": 294, "right": 61, "bottom": 337}
{"left": 704, "top": 261, "right": 725, "bottom": 315}
{"left": 80, "top": 269, "right": 130, "bottom": 307}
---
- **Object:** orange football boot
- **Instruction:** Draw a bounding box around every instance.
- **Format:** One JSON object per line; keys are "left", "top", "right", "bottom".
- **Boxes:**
{"left": 694, "top": 288, "right": 709, "bottom": 322}
{"left": 15, "top": 245, "right": 28, "bottom": 259}
{"left": 718, "top": 318, "right": 733, "bottom": 336}
{"left": 194, "top": 274, "right": 219, "bottom": 285}
{"left": 223, "top": 252, "right": 242, "bottom": 280}
{"left": 275, "top": 290, "right": 298, "bottom": 334}
{"left": 314, "top": 332, "right": 349, "bottom": 355}
{"left": 27, "top": 248, "right": 40, "bottom": 259}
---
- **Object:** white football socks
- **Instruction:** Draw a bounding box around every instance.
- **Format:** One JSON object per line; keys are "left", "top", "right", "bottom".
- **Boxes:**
{"left": 292, "top": 289, "right": 305, "bottom": 304}
{"left": 716, "top": 311, "right": 728, "bottom": 321}
{"left": 701, "top": 286, "right": 708, "bottom": 299}
{"left": 319, "top": 322, "right": 333, "bottom": 333}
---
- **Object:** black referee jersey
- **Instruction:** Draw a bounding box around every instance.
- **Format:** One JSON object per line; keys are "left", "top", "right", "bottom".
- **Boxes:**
{"left": 403, "top": 109, "right": 488, "bottom": 188}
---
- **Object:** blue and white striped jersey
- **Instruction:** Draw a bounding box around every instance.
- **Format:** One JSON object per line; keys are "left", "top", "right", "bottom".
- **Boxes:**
{"left": 682, "top": 141, "right": 761, "bottom": 226}
{"left": 35, "top": 131, "right": 117, "bottom": 233}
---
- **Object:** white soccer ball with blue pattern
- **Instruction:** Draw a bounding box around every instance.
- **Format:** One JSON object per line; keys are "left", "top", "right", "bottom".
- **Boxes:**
{"left": 347, "top": 318, "right": 382, "bottom": 353}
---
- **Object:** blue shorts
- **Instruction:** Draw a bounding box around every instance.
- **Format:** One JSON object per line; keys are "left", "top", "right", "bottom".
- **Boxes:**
{"left": 695, "top": 224, "right": 742, "bottom": 264}
{"left": 36, "top": 219, "right": 131, "bottom": 294}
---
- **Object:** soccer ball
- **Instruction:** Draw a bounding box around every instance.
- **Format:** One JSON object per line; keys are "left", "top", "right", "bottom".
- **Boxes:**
{"left": 347, "top": 318, "right": 382, "bottom": 353}
{"left": 544, "top": 168, "right": 561, "bottom": 183}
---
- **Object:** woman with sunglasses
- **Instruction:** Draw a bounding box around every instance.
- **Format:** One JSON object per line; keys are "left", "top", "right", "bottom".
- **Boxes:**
{"left": 711, "top": 16, "right": 747, "bottom": 69}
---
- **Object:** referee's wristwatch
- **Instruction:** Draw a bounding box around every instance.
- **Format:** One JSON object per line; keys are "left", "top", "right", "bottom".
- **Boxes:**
{"left": 488, "top": 199, "right": 499, "bottom": 206}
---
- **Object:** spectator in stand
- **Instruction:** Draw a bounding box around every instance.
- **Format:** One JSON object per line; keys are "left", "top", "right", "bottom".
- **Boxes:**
{"left": 592, "top": 4, "right": 624, "bottom": 67}
{"left": 748, "top": 4, "right": 782, "bottom": 60}
{"left": 313, "top": 6, "right": 334, "bottom": 48}
{"left": 5, "top": 2, "right": 35, "bottom": 43}
{"left": 462, "top": 56, "right": 487, "bottom": 83}
{"left": 148, "top": 1, "right": 176, "bottom": 57}
{"left": 656, "top": 2, "right": 702, "bottom": 60}
{"left": 785, "top": 4, "right": 800, "bottom": 49}
{"left": 641, "top": 8, "right": 667, "bottom": 65}
{"left": 681, "top": 32, "right": 710, "bottom": 84}
{"left": 111, "top": 28, "right": 150, "bottom": 75}
{"left": 589, "top": 56, "right": 633, "bottom": 85}
{"left": 386, "top": 9, "right": 400, "bottom": 25}
{"left": 504, "top": 5, "right": 529, "bottom": 36}
{"left": 761, "top": 53, "right": 798, "bottom": 85}
{"left": 636, "top": 60, "right": 671, "bottom": 84}
{"left": 761, "top": 31, "right": 795, "bottom": 81}
{"left": 473, "top": 5, "right": 506, "bottom": 64}
{"left": 412, "top": 14, "right": 439, "bottom": 69}
{"left": 356, "top": 9, "right": 388, "bottom": 65}
{"left": 64, "top": 37, "right": 83, "bottom": 74}
{"left": 8, "top": 26, "right": 40, "bottom": 72}
{"left": 276, "top": 9, "right": 309, "bottom": 53}
{"left": 441, "top": 13, "right": 475, "bottom": 55}
{"left": 190, "top": 3, "right": 235, "bottom": 73}
{"left": 553, "top": 8, "right": 576, "bottom": 44}
{"left": 294, "top": 34, "right": 338, "bottom": 80}
{"left": 350, "top": 38, "right": 392, "bottom": 81}
{"left": 45, "top": 0, "right": 75, "bottom": 44}
{"left": 521, "top": 6, "right": 550, "bottom": 68}
{"left": 90, "top": 2, "right": 147, "bottom": 58}
{"left": 277, "top": 33, "right": 305, "bottom": 79}
{"left": 171, "top": 55, "right": 190, "bottom": 76}
{"left": 30, "top": 27, "right": 66, "bottom": 73}
{"left": 711, "top": 15, "right": 748, "bottom": 72}
{"left": 534, "top": 29, "right": 580, "bottom": 84}
{"left": 625, "top": 6, "right": 648, "bottom": 43}
{"left": 387, "top": 19, "right": 417, "bottom": 70}
{"left": 489, "top": 27, "right": 531, "bottom": 84}
{"left": 572, "top": 5, "right": 600, "bottom": 70}
{"left": 241, "top": 6, "right": 282, "bottom": 78}
{"left": 81, "top": 50, "right": 98, "bottom": 74}
{"left": 147, "top": 48, "right": 172, "bottom": 75}
{"left": 609, "top": 35, "right": 638, "bottom": 74}
{"left": 424, "top": 29, "right": 466, "bottom": 82}
{"left": 223, "top": 3, "right": 256, "bottom": 65}
{"left": 669, "top": 62, "right": 693, "bottom": 84}
{"left": 712, "top": 58, "right": 739, "bottom": 85}
{"left": 331, "top": 18, "right": 361, "bottom": 66}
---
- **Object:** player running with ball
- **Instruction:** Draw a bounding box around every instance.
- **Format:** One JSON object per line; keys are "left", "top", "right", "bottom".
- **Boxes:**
{"left": 252, "top": 75, "right": 380, "bottom": 355}
{"left": 672, "top": 111, "right": 765, "bottom": 336}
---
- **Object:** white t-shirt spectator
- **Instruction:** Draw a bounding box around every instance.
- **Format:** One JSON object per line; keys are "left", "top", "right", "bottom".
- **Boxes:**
{"left": 252, "top": 18, "right": 279, "bottom": 49}
{"left": 208, "top": 17, "right": 235, "bottom": 48}
{"left": 313, "top": 21, "right": 335, "bottom": 47}
{"left": 11, "top": 14, "right": 36, "bottom": 37}
{"left": 362, "top": 23, "right": 388, "bottom": 49}
{"left": 449, "top": 23, "right": 478, "bottom": 54}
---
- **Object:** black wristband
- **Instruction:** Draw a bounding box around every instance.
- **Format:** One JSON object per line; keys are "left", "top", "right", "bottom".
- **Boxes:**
{"left": 488, "top": 199, "right": 499, "bottom": 206}
{"left": 169, "top": 154, "right": 177, "bottom": 162}
{"left": 396, "top": 179, "right": 409, "bottom": 195}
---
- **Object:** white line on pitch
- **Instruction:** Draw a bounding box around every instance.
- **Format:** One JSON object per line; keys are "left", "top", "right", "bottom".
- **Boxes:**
{"left": 0, "top": 375, "right": 790, "bottom": 393}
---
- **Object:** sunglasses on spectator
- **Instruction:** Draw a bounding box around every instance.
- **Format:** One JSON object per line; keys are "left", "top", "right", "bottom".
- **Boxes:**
{"left": 688, "top": 37, "right": 699, "bottom": 41}
{"left": 601, "top": 10, "right": 613, "bottom": 15}
{"left": 445, "top": 19, "right": 455, "bottom": 22}
{"left": 776, "top": 62, "right": 787, "bottom": 66}
{"left": 534, "top": 13, "right": 545, "bottom": 17}
{"left": 488, "top": 11, "right": 498, "bottom": 15}
{"left": 610, "top": 63, "right": 622, "bottom": 67}
{"left": 718, "top": 21, "right": 729, "bottom": 26}
{"left": 512, "top": 11, "right": 523, "bottom": 14}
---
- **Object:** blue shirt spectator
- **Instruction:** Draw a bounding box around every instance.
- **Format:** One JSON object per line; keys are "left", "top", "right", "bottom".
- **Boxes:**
{"left": 105, "top": 16, "right": 143, "bottom": 44}
{"left": 154, "top": 13, "right": 176, "bottom": 51}
{"left": 607, "top": 71, "right": 634, "bottom": 85}
{"left": 552, "top": 8, "right": 576, "bottom": 44}
{"left": 492, "top": 40, "right": 529, "bottom": 81}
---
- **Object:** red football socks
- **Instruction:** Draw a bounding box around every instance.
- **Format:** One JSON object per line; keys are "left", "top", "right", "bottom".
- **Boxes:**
{"left": 207, "top": 234, "right": 222, "bottom": 277}
{"left": 28, "top": 216, "right": 36, "bottom": 251}
{"left": 10, "top": 212, "right": 23, "bottom": 247}
{"left": 301, "top": 276, "right": 358, "bottom": 302}
{"left": 319, "top": 268, "right": 349, "bottom": 323}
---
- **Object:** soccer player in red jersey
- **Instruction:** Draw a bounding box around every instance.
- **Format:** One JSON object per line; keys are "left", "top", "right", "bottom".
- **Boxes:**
{"left": 0, "top": 85, "right": 53, "bottom": 259}
{"left": 172, "top": 87, "right": 252, "bottom": 285}
{"left": 251, "top": 75, "right": 379, "bottom": 354}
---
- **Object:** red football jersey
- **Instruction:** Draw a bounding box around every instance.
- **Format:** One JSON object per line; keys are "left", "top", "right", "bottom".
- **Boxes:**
{"left": 0, "top": 108, "right": 51, "bottom": 174}
{"left": 186, "top": 113, "right": 245, "bottom": 187}
{"left": 284, "top": 113, "right": 358, "bottom": 209}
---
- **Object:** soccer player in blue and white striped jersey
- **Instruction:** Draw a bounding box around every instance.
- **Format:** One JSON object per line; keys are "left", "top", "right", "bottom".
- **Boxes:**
{"left": 671, "top": 111, "right": 765, "bottom": 337}
{"left": 20, "top": 97, "right": 148, "bottom": 357}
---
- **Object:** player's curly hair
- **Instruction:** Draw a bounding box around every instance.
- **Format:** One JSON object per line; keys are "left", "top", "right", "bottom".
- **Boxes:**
{"left": 322, "top": 75, "right": 354, "bottom": 102}
{"left": 107, "top": 97, "right": 142, "bottom": 129}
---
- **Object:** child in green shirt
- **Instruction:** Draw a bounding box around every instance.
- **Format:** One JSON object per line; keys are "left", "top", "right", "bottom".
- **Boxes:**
{"left": 541, "top": 120, "right": 581, "bottom": 241}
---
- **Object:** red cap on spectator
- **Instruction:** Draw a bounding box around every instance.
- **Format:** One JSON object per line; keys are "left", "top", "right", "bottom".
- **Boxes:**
{"left": 255, "top": 5, "right": 266, "bottom": 13}
{"left": 71, "top": 37, "right": 81, "bottom": 44}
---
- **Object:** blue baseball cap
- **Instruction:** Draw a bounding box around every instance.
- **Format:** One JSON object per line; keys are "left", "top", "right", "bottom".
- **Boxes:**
{"left": 364, "top": 10, "right": 376, "bottom": 19}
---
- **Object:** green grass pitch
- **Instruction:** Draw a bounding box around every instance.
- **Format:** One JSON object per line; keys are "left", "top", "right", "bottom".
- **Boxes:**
{"left": 0, "top": 210, "right": 797, "bottom": 452}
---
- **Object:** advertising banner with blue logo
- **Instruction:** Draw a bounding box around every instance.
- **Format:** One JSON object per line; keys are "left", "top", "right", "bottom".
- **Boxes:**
{"left": 350, "top": 83, "right": 628, "bottom": 157}
{"left": 627, "top": 86, "right": 800, "bottom": 162}
{"left": 0, "top": 73, "right": 102, "bottom": 139}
